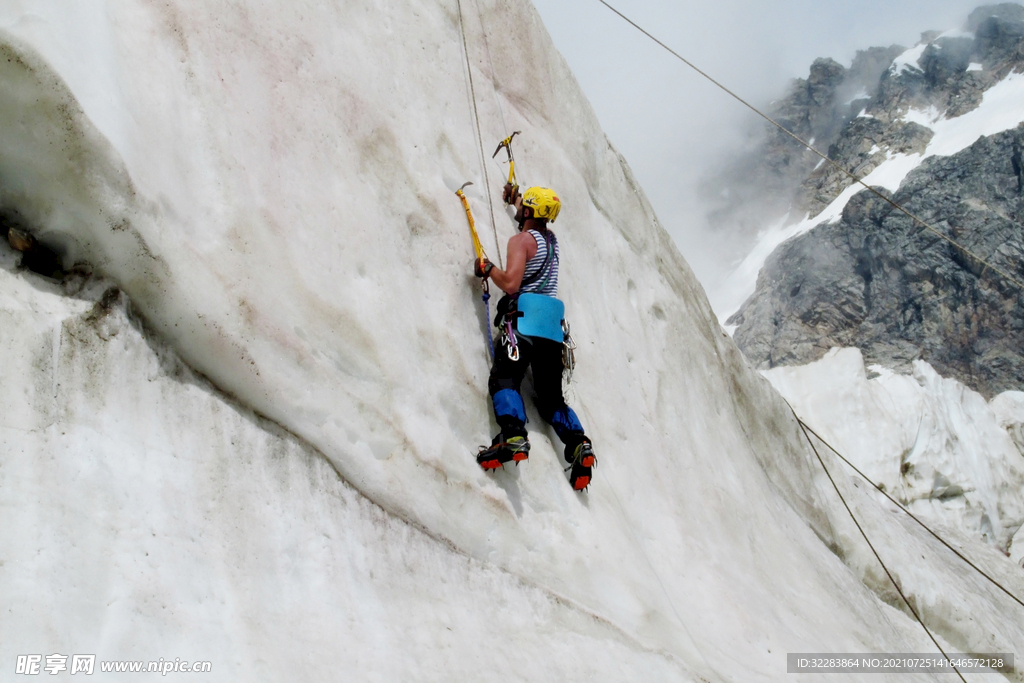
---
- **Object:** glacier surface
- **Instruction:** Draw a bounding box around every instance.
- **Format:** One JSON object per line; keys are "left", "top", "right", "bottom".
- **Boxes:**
{"left": 764, "top": 347, "right": 1024, "bottom": 553}
{"left": 0, "top": 1, "right": 1022, "bottom": 680}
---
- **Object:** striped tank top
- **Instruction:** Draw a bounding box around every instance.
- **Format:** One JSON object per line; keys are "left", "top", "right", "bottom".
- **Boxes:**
{"left": 520, "top": 229, "right": 559, "bottom": 296}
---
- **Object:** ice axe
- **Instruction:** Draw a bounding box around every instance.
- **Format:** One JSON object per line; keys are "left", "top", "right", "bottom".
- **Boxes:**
{"left": 492, "top": 131, "right": 521, "bottom": 203}
{"left": 455, "top": 181, "right": 486, "bottom": 263}
{"left": 454, "top": 181, "right": 495, "bottom": 358}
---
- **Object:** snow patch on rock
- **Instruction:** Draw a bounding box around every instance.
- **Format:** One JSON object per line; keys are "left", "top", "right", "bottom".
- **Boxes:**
{"left": 891, "top": 44, "right": 928, "bottom": 75}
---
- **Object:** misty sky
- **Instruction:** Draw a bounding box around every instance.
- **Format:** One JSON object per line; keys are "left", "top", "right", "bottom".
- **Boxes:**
{"left": 531, "top": 0, "right": 987, "bottom": 299}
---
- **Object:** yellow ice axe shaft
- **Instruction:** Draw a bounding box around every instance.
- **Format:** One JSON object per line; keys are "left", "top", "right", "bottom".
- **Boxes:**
{"left": 456, "top": 183, "right": 486, "bottom": 263}
{"left": 455, "top": 182, "right": 495, "bottom": 360}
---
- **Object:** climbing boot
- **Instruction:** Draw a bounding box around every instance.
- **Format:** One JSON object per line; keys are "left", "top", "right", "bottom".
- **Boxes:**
{"left": 476, "top": 435, "right": 530, "bottom": 470}
{"left": 565, "top": 439, "right": 596, "bottom": 491}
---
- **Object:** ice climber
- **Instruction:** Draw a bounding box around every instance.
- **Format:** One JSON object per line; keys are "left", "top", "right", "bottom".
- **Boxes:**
{"left": 473, "top": 184, "right": 596, "bottom": 490}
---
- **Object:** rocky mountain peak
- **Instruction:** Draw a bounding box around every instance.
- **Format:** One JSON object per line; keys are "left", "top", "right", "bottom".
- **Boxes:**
{"left": 725, "top": 3, "right": 1024, "bottom": 399}
{"left": 968, "top": 2, "right": 1024, "bottom": 32}
{"left": 705, "top": 4, "right": 1024, "bottom": 263}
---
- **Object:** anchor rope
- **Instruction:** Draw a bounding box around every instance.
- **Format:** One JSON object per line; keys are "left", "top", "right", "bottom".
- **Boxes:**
{"left": 456, "top": 0, "right": 504, "bottom": 267}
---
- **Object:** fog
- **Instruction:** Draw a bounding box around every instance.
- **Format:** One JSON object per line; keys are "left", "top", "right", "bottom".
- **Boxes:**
{"left": 531, "top": 0, "right": 985, "bottom": 311}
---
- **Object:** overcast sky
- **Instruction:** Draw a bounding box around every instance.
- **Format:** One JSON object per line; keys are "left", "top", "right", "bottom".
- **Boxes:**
{"left": 531, "top": 0, "right": 987, "bottom": 295}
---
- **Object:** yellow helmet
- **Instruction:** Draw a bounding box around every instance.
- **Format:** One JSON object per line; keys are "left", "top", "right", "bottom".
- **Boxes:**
{"left": 521, "top": 186, "right": 561, "bottom": 223}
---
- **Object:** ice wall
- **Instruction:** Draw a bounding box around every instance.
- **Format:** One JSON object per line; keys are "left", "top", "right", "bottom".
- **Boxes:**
{"left": 0, "top": 1, "right": 1022, "bottom": 680}
{"left": 0, "top": 264, "right": 692, "bottom": 680}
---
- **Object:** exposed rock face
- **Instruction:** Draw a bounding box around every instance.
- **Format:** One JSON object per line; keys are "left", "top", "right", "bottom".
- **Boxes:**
{"left": 730, "top": 127, "right": 1024, "bottom": 398}
{"left": 7, "top": 224, "right": 32, "bottom": 251}
{"left": 799, "top": 117, "right": 933, "bottom": 218}
{"left": 702, "top": 47, "right": 903, "bottom": 259}
{"left": 707, "top": 5, "right": 1024, "bottom": 246}
{"left": 768, "top": 57, "right": 846, "bottom": 172}
{"left": 1, "top": 210, "right": 63, "bottom": 279}
{"left": 799, "top": 18, "right": 1024, "bottom": 218}
{"left": 728, "top": 4, "right": 1024, "bottom": 398}
{"left": 971, "top": 3, "right": 1024, "bottom": 54}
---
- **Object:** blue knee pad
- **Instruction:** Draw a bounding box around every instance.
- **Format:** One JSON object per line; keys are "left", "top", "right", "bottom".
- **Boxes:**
{"left": 550, "top": 406, "right": 584, "bottom": 441}
{"left": 492, "top": 389, "right": 527, "bottom": 424}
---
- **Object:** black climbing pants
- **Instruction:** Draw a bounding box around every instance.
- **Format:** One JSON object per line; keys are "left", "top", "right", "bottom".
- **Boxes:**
{"left": 488, "top": 335, "right": 585, "bottom": 451}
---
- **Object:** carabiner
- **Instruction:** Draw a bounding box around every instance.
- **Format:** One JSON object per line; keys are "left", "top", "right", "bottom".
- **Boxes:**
{"left": 561, "top": 320, "right": 577, "bottom": 380}
{"left": 505, "top": 319, "right": 519, "bottom": 361}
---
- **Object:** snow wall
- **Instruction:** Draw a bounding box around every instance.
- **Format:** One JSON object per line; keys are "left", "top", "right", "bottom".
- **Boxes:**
{"left": 764, "top": 348, "right": 1024, "bottom": 556}
{"left": 0, "top": 1, "right": 1022, "bottom": 680}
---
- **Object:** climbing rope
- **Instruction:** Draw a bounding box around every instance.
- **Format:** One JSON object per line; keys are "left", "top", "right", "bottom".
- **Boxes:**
{"left": 797, "top": 416, "right": 1024, "bottom": 610}
{"left": 473, "top": 0, "right": 509, "bottom": 136}
{"left": 595, "top": 0, "right": 1024, "bottom": 294}
{"left": 796, "top": 419, "right": 968, "bottom": 683}
{"left": 470, "top": 0, "right": 532, "bottom": 210}
{"left": 482, "top": 283, "right": 495, "bottom": 358}
{"left": 456, "top": 0, "right": 504, "bottom": 267}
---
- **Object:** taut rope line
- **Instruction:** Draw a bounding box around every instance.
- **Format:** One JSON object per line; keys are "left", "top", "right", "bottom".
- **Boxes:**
{"left": 797, "top": 417, "right": 1024, "bottom": 610}
{"left": 796, "top": 419, "right": 967, "bottom": 683}
{"left": 456, "top": 0, "right": 504, "bottom": 266}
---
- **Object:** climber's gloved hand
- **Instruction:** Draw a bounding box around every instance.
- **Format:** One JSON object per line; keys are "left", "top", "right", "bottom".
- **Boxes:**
{"left": 502, "top": 183, "right": 520, "bottom": 205}
{"left": 474, "top": 257, "right": 494, "bottom": 279}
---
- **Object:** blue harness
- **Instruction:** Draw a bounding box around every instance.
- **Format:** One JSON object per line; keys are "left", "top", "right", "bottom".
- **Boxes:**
{"left": 516, "top": 293, "right": 565, "bottom": 342}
